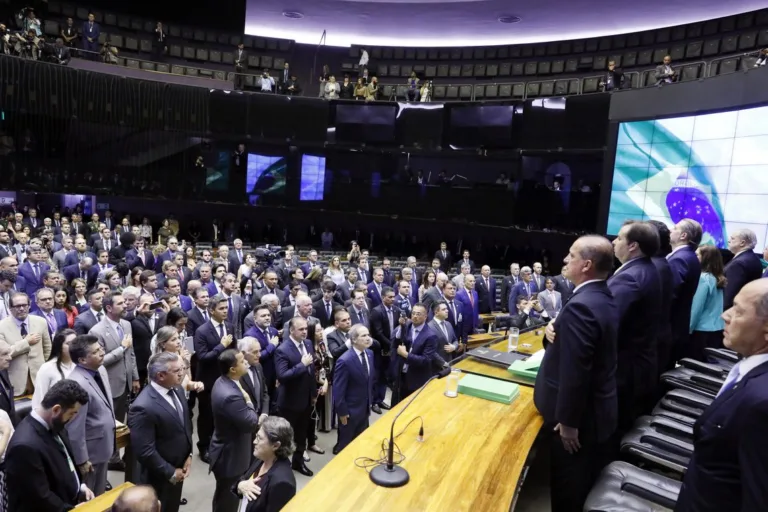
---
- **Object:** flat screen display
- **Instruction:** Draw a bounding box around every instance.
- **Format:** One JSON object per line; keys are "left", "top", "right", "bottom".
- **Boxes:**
{"left": 334, "top": 103, "right": 397, "bottom": 143}
{"left": 607, "top": 105, "right": 768, "bottom": 249}
{"left": 445, "top": 105, "right": 515, "bottom": 148}
{"left": 300, "top": 155, "right": 326, "bottom": 201}
{"left": 246, "top": 153, "right": 287, "bottom": 205}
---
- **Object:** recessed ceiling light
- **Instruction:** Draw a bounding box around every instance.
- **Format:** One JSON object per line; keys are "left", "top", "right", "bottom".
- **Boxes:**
{"left": 497, "top": 15, "right": 522, "bottom": 24}
{"left": 282, "top": 11, "right": 304, "bottom": 19}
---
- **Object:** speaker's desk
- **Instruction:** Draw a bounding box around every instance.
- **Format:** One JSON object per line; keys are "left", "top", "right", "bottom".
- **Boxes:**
{"left": 75, "top": 482, "right": 134, "bottom": 512}
{"left": 282, "top": 346, "right": 543, "bottom": 511}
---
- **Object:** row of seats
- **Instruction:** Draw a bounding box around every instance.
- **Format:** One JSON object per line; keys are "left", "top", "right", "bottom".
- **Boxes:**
{"left": 583, "top": 347, "right": 738, "bottom": 510}
{"left": 46, "top": 1, "right": 293, "bottom": 52}
{"left": 350, "top": 10, "right": 768, "bottom": 61}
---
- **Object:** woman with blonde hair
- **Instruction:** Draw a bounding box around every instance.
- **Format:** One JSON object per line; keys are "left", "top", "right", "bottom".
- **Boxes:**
{"left": 325, "top": 256, "right": 345, "bottom": 286}
{"left": 690, "top": 245, "right": 727, "bottom": 359}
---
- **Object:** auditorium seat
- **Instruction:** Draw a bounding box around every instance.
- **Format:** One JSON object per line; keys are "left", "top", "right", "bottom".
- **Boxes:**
{"left": 583, "top": 461, "right": 681, "bottom": 512}
{"left": 620, "top": 416, "right": 694, "bottom": 474}
{"left": 652, "top": 389, "right": 713, "bottom": 427}
{"left": 140, "top": 39, "right": 152, "bottom": 53}
{"left": 660, "top": 366, "right": 721, "bottom": 399}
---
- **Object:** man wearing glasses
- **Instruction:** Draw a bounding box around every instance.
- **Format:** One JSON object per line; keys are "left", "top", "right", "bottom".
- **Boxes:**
{"left": 0, "top": 292, "right": 52, "bottom": 396}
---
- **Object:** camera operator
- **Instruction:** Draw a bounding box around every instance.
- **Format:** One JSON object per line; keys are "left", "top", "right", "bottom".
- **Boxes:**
{"left": 100, "top": 40, "right": 118, "bottom": 64}
{"left": 16, "top": 29, "right": 41, "bottom": 60}
{"left": 0, "top": 24, "right": 10, "bottom": 55}
{"left": 419, "top": 80, "right": 432, "bottom": 102}
{"left": 260, "top": 69, "right": 275, "bottom": 93}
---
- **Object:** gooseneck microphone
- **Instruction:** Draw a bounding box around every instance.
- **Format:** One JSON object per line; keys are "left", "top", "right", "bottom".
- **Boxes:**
{"left": 369, "top": 366, "right": 452, "bottom": 488}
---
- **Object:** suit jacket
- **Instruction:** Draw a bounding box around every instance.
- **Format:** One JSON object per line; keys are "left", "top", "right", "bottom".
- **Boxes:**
{"left": 355, "top": 266, "right": 372, "bottom": 285}
{"left": 333, "top": 348, "right": 374, "bottom": 418}
{"left": 654, "top": 63, "right": 677, "bottom": 84}
{"left": 73, "top": 308, "right": 100, "bottom": 336}
{"left": 391, "top": 322, "right": 438, "bottom": 391}
{"left": 531, "top": 273, "right": 546, "bottom": 292}
{"left": 723, "top": 250, "right": 762, "bottom": 311}
{"left": 428, "top": 318, "right": 458, "bottom": 370}
{"left": 347, "top": 305, "right": 370, "bottom": 329}
{"left": 233, "top": 458, "right": 296, "bottom": 512}
{"left": 336, "top": 281, "right": 356, "bottom": 303}
{"left": 130, "top": 312, "right": 165, "bottom": 376}
{"left": 652, "top": 256, "right": 674, "bottom": 361}
{"left": 18, "top": 260, "right": 50, "bottom": 297}
{"left": 254, "top": 286, "right": 285, "bottom": 307}
{"left": 534, "top": 281, "right": 619, "bottom": 443}
{"left": 194, "top": 320, "right": 235, "bottom": 391}
{"left": 66, "top": 365, "right": 116, "bottom": 465}
{"left": 370, "top": 304, "right": 401, "bottom": 353}
{"left": 0, "top": 315, "right": 52, "bottom": 396}
{"left": 6, "top": 415, "right": 83, "bottom": 511}
{"left": 63, "top": 251, "right": 97, "bottom": 268}
{"left": 366, "top": 281, "right": 385, "bottom": 308}
{"left": 455, "top": 288, "right": 479, "bottom": 339}
{"left": 89, "top": 316, "right": 138, "bottom": 397}
{"left": 0, "top": 369, "right": 17, "bottom": 425}
{"left": 128, "top": 383, "right": 192, "bottom": 483}
{"left": 507, "top": 279, "right": 539, "bottom": 313}
{"left": 93, "top": 239, "right": 117, "bottom": 254}
{"left": 62, "top": 263, "right": 98, "bottom": 289}
{"left": 312, "top": 299, "right": 336, "bottom": 328}
{"left": 499, "top": 275, "right": 520, "bottom": 312}
{"left": 537, "top": 289, "right": 562, "bottom": 318}
{"left": 125, "top": 248, "right": 156, "bottom": 270}
{"left": 208, "top": 377, "right": 260, "bottom": 479}
{"left": 456, "top": 259, "right": 475, "bottom": 274}
{"left": 0, "top": 244, "right": 11, "bottom": 260}
{"left": 421, "top": 286, "right": 444, "bottom": 313}
{"left": 240, "top": 363, "right": 269, "bottom": 416}
{"left": 243, "top": 324, "right": 280, "bottom": 388}
{"left": 52, "top": 249, "right": 71, "bottom": 271}
{"left": 668, "top": 246, "right": 702, "bottom": 354}
{"left": 185, "top": 307, "right": 208, "bottom": 337}
{"left": 326, "top": 328, "right": 350, "bottom": 363}
{"left": 675, "top": 361, "right": 768, "bottom": 512}
{"left": 608, "top": 257, "right": 662, "bottom": 399}
{"left": 280, "top": 314, "right": 319, "bottom": 341}
{"left": 274, "top": 338, "right": 316, "bottom": 412}
{"left": 434, "top": 249, "right": 452, "bottom": 272}
{"left": 552, "top": 274, "right": 574, "bottom": 303}
{"left": 31, "top": 309, "right": 68, "bottom": 339}
{"left": 475, "top": 276, "right": 497, "bottom": 314}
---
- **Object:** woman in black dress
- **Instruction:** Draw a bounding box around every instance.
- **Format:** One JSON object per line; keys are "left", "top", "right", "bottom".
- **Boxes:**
{"left": 234, "top": 416, "right": 297, "bottom": 512}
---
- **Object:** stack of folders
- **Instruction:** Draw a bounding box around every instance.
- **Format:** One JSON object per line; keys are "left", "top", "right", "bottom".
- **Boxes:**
{"left": 508, "top": 349, "right": 546, "bottom": 380}
{"left": 457, "top": 374, "right": 521, "bottom": 405}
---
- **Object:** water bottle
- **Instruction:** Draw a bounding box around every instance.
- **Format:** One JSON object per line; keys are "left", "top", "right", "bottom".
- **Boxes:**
{"left": 507, "top": 327, "right": 520, "bottom": 353}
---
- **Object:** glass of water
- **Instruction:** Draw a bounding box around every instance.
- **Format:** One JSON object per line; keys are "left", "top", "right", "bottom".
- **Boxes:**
{"left": 508, "top": 327, "right": 520, "bottom": 353}
{"left": 445, "top": 369, "right": 461, "bottom": 398}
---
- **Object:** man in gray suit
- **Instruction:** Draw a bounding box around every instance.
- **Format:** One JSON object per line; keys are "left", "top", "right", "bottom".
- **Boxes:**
{"left": 89, "top": 290, "right": 138, "bottom": 470}
{"left": 336, "top": 268, "right": 359, "bottom": 303}
{"left": 429, "top": 301, "right": 459, "bottom": 370}
{"left": 422, "top": 272, "right": 448, "bottom": 312}
{"left": 237, "top": 337, "right": 270, "bottom": 421}
{"left": 208, "top": 349, "right": 259, "bottom": 512}
{"left": 66, "top": 334, "right": 116, "bottom": 496}
{"left": 52, "top": 236, "right": 74, "bottom": 270}
{"left": 654, "top": 54, "right": 678, "bottom": 85}
{"left": 74, "top": 289, "right": 105, "bottom": 335}
{"left": 537, "top": 277, "right": 562, "bottom": 318}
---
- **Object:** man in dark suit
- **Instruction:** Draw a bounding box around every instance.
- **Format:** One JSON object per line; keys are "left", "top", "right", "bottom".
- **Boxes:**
{"left": 367, "top": 268, "right": 385, "bottom": 308}
{"left": 274, "top": 316, "right": 316, "bottom": 476}
{"left": 391, "top": 304, "right": 438, "bottom": 405}
{"left": 347, "top": 290, "right": 370, "bottom": 328}
{"left": 130, "top": 294, "right": 167, "bottom": 387}
{"left": 326, "top": 309, "right": 353, "bottom": 363}
{"left": 0, "top": 230, "right": 13, "bottom": 260}
{"left": 62, "top": 258, "right": 98, "bottom": 290}
{"left": 551, "top": 265, "right": 574, "bottom": 304}
{"left": 63, "top": 239, "right": 97, "bottom": 268}
{"left": 609, "top": 221, "right": 662, "bottom": 429}
{"left": 227, "top": 239, "right": 245, "bottom": 276}
{"left": 456, "top": 275, "right": 480, "bottom": 340}
{"left": 73, "top": 289, "right": 104, "bottom": 335}
{"left": 428, "top": 301, "right": 459, "bottom": 370}
{"left": 336, "top": 269, "right": 358, "bottom": 304}
{"left": 534, "top": 235, "right": 619, "bottom": 512}
{"left": 648, "top": 220, "right": 675, "bottom": 383}
{"left": 0, "top": 341, "right": 17, "bottom": 425}
{"left": 93, "top": 227, "right": 117, "bottom": 254}
{"left": 186, "top": 287, "right": 210, "bottom": 336}
{"left": 475, "top": 265, "right": 497, "bottom": 314}
{"left": 125, "top": 239, "right": 156, "bottom": 271}
{"left": 208, "top": 349, "right": 259, "bottom": 512}
{"left": 193, "top": 295, "right": 235, "bottom": 463}
{"left": 456, "top": 250, "right": 475, "bottom": 275}
{"left": 233, "top": 42, "right": 248, "bottom": 91}
{"left": 6, "top": 379, "right": 94, "bottom": 511}
{"left": 675, "top": 279, "right": 768, "bottom": 511}
{"left": 507, "top": 266, "right": 539, "bottom": 314}
{"left": 31, "top": 288, "right": 68, "bottom": 339}
{"left": 434, "top": 242, "right": 452, "bottom": 272}
{"left": 369, "top": 288, "right": 401, "bottom": 412}
{"left": 499, "top": 263, "right": 520, "bottom": 313}
{"left": 128, "top": 352, "right": 193, "bottom": 512}
{"left": 667, "top": 219, "right": 703, "bottom": 366}
{"left": 724, "top": 228, "right": 763, "bottom": 311}
{"left": 18, "top": 247, "right": 49, "bottom": 297}
{"left": 243, "top": 305, "right": 280, "bottom": 412}
{"left": 154, "top": 237, "right": 179, "bottom": 274}
{"left": 312, "top": 281, "right": 337, "bottom": 328}
{"left": 507, "top": 296, "right": 550, "bottom": 330}
{"left": 300, "top": 249, "right": 322, "bottom": 276}
{"left": 237, "top": 337, "right": 270, "bottom": 420}
{"left": 334, "top": 324, "right": 375, "bottom": 451}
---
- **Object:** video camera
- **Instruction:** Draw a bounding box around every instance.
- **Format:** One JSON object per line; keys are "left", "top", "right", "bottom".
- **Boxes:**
{"left": 254, "top": 245, "right": 284, "bottom": 266}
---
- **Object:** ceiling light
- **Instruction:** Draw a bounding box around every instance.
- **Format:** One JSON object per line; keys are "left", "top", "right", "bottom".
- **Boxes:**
{"left": 497, "top": 16, "right": 522, "bottom": 24}
{"left": 282, "top": 11, "right": 304, "bottom": 19}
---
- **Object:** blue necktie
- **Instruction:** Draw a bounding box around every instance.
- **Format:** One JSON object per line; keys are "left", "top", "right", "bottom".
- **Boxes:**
{"left": 218, "top": 323, "right": 224, "bottom": 338}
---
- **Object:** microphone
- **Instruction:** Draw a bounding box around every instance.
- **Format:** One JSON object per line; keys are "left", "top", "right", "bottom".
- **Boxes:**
{"left": 369, "top": 366, "right": 452, "bottom": 488}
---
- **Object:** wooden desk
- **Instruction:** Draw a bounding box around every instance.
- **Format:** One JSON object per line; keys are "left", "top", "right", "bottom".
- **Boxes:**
{"left": 454, "top": 330, "right": 544, "bottom": 386}
{"left": 76, "top": 482, "right": 134, "bottom": 512}
{"left": 479, "top": 312, "right": 504, "bottom": 332}
{"left": 466, "top": 332, "right": 502, "bottom": 346}
{"left": 283, "top": 377, "right": 542, "bottom": 512}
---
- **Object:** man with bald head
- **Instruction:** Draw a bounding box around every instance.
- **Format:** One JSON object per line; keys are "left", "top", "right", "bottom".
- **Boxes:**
{"left": 534, "top": 235, "right": 619, "bottom": 512}
{"left": 609, "top": 220, "right": 662, "bottom": 430}
{"left": 0, "top": 257, "right": 26, "bottom": 293}
{"left": 676, "top": 279, "right": 768, "bottom": 511}
{"left": 475, "top": 265, "right": 497, "bottom": 314}
{"left": 723, "top": 228, "right": 762, "bottom": 311}
{"left": 667, "top": 219, "right": 703, "bottom": 366}
{"left": 111, "top": 485, "right": 160, "bottom": 512}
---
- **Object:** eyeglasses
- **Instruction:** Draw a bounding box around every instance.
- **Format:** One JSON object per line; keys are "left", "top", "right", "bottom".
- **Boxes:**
{"left": 11, "top": 304, "right": 29, "bottom": 309}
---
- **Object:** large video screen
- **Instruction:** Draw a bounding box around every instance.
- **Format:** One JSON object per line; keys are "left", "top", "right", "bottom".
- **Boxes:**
{"left": 246, "top": 154, "right": 287, "bottom": 205}
{"left": 445, "top": 104, "right": 515, "bottom": 148}
{"left": 607, "top": 105, "right": 768, "bottom": 249}
{"left": 300, "top": 155, "right": 326, "bottom": 201}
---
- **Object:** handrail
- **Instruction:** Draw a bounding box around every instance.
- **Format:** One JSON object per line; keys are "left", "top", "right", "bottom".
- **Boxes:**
{"left": 707, "top": 51, "right": 762, "bottom": 76}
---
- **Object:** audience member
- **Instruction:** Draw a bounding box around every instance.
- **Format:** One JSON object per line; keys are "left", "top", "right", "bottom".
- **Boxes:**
{"left": 31, "top": 328, "right": 76, "bottom": 408}
{"left": 667, "top": 219, "right": 703, "bottom": 367}
{"left": 111, "top": 485, "right": 161, "bottom": 512}
{"left": 723, "top": 228, "right": 762, "bottom": 311}
{"left": 0, "top": 291, "right": 51, "bottom": 395}
{"left": 333, "top": 324, "right": 374, "bottom": 451}
{"left": 689, "top": 245, "right": 727, "bottom": 358}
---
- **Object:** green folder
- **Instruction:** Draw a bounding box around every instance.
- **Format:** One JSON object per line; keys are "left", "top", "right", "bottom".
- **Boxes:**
{"left": 508, "top": 349, "right": 545, "bottom": 380}
{"left": 458, "top": 374, "right": 520, "bottom": 405}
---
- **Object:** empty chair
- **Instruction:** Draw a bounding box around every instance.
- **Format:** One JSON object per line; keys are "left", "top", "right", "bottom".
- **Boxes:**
{"left": 584, "top": 461, "right": 682, "bottom": 512}
{"left": 660, "top": 365, "right": 722, "bottom": 399}
{"left": 652, "top": 389, "right": 713, "bottom": 427}
{"left": 620, "top": 416, "right": 694, "bottom": 474}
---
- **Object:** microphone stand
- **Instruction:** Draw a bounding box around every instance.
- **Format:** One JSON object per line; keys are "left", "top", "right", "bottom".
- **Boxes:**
{"left": 369, "top": 366, "right": 451, "bottom": 487}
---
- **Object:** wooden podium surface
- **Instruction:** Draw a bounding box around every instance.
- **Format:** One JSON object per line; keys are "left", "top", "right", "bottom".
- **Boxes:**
{"left": 283, "top": 374, "right": 542, "bottom": 511}
{"left": 454, "top": 329, "right": 544, "bottom": 385}
{"left": 76, "top": 483, "right": 134, "bottom": 512}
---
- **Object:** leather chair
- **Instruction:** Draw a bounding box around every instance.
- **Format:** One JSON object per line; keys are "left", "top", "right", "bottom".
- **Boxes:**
{"left": 584, "top": 461, "right": 682, "bottom": 511}
{"left": 652, "top": 389, "right": 713, "bottom": 427}
{"left": 704, "top": 347, "right": 739, "bottom": 365}
{"left": 660, "top": 365, "right": 722, "bottom": 399}
{"left": 15, "top": 396, "right": 33, "bottom": 420}
{"left": 620, "top": 415, "right": 694, "bottom": 474}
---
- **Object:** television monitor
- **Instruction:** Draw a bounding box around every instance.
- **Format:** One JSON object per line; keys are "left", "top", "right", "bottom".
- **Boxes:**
{"left": 444, "top": 104, "right": 515, "bottom": 148}
{"left": 607, "top": 105, "right": 768, "bottom": 249}
{"left": 334, "top": 103, "right": 397, "bottom": 144}
{"left": 246, "top": 153, "right": 287, "bottom": 205}
{"left": 300, "top": 155, "right": 326, "bottom": 201}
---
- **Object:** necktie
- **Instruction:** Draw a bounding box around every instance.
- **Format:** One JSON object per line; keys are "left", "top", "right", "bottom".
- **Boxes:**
{"left": 96, "top": 312, "right": 102, "bottom": 322}
{"left": 80, "top": 270, "right": 86, "bottom": 280}
{"left": 250, "top": 367, "right": 261, "bottom": 408}
{"left": 218, "top": 323, "right": 224, "bottom": 338}
{"left": 717, "top": 362, "right": 741, "bottom": 397}
{"left": 439, "top": 321, "right": 448, "bottom": 340}
{"left": 524, "top": 283, "right": 530, "bottom": 297}
{"left": 203, "top": 310, "right": 209, "bottom": 322}
{"left": 359, "top": 309, "right": 366, "bottom": 325}
{"left": 297, "top": 341, "right": 307, "bottom": 357}
{"left": 46, "top": 313, "right": 56, "bottom": 337}
{"left": 485, "top": 278, "right": 489, "bottom": 290}
{"left": 116, "top": 322, "right": 124, "bottom": 340}
{"left": 106, "top": 241, "right": 110, "bottom": 251}
{"left": 167, "top": 389, "right": 185, "bottom": 423}
{"left": 93, "top": 371, "right": 109, "bottom": 400}
{"left": 20, "top": 322, "right": 27, "bottom": 337}
{"left": 360, "top": 351, "right": 369, "bottom": 379}
{"left": 139, "top": 251, "right": 145, "bottom": 265}
{"left": 449, "top": 301, "right": 456, "bottom": 321}
{"left": 227, "top": 297, "right": 234, "bottom": 319}
{"left": 235, "top": 380, "right": 253, "bottom": 406}
{"left": 178, "top": 270, "right": 184, "bottom": 282}
{"left": 0, "top": 294, "right": 8, "bottom": 319}
{"left": 387, "top": 308, "right": 394, "bottom": 333}
{"left": 468, "top": 291, "right": 474, "bottom": 307}
{"left": 53, "top": 433, "right": 79, "bottom": 495}
{"left": 33, "top": 263, "right": 40, "bottom": 280}
{"left": 360, "top": 270, "right": 366, "bottom": 282}
{"left": 326, "top": 302, "right": 331, "bottom": 318}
